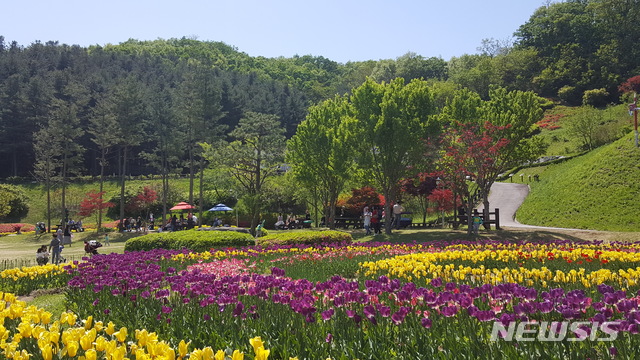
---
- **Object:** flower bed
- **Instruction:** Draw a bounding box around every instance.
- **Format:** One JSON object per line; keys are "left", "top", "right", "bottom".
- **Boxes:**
{"left": 2, "top": 239, "right": 640, "bottom": 358}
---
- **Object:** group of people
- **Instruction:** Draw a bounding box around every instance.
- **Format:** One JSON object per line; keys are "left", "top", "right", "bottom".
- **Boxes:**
{"left": 161, "top": 213, "right": 198, "bottom": 232}
{"left": 122, "top": 216, "right": 146, "bottom": 232}
{"left": 362, "top": 202, "right": 405, "bottom": 235}
{"left": 43, "top": 231, "right": 67, "bottom": 265}
{"left": 274, "top": 211, "right": 311, "bottom": 230}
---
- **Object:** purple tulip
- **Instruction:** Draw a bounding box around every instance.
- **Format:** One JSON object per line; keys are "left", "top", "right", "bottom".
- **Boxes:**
{"left": 441, "top": 306, "right": 458, "bottom": 317}
{"left": 421, "top": 318, "right": 432, "bottom": 328}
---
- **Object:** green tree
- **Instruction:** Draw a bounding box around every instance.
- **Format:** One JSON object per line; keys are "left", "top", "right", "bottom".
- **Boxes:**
{"left": 110, "top": 78, "right": 148, "bottom": 230}
{"left": 350, "top": 78, "right": 438, "bottom": 234}
{"left": 287, "top": 95, "right": 355, "bottom": 229}
{"left": 33, "top": 125, "right": 61, "bottom": 231}
{"left": 205, "top": 112, "right": 285, "bottom": 234}
{"left": 88, "top": 96, "right": 119, "bottom": 230}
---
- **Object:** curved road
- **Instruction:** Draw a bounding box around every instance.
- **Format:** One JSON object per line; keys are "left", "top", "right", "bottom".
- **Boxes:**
{"left": 477, "top": 182, "right": 595, "bottom": 231}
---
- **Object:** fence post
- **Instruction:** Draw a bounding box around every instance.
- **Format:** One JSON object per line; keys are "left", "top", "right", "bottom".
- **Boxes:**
{"left": 495, "top": 208, "right": 500, "bottom": 230}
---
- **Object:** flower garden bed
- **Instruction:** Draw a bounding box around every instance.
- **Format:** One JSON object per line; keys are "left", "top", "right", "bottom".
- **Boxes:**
{"left": 1, "top": 238, "right": 640, "bottom": 359}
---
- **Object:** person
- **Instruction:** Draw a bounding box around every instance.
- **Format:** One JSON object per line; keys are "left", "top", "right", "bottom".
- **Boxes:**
{"left": 472, "top": 213, "right": 483, "bottom": 235}
{"left": 305, "top": 210, "right": 311, "bottom": 221}
{"left": 393, "top": 201, "right": 404, "bottom": 230}
{"left": 275, "top": 214, "right": 285, "bottom": 230}
{"left": 187, "top": 213, "right": 195, "bottom": 229}
{"left": 171, "top": 215, "right": 178, "bottom": 231}
{"left": 136, "top": 216, "right": 143, "bottom": 232}
{"left": 49, "top": 233, "right": 62, "bottom": 265}
{"left": 149, "top": 213, "right": 155, "bottom": 230}
{"left": 363, "top": 206, "right": 372, "bottom": 235}
{"left": 371, "top": 206, "right": 381, "bottom": 235}
{"left": 84, "top": 240, "right": 102, "bottom": 256}
{"left": 63, "top": 225, "right": 72, "bottom": 246}
{"left": 36, "top": 245, "right": 49, "bottom": 265}
{"left": 104, "top": 233, "right": 110, "bottom": 246}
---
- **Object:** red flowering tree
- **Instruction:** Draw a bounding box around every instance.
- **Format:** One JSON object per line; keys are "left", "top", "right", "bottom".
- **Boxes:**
{"left": 125, "top": 186, "right": 158, "bottom": 219}
{"left": 619, "top": 75, "right": 640, "bottom": 94}
{"left": 78, "top": 191, "right": 115, "bottom": 227}
{"left": 400, "top": 173, "right": 438, "bottom": 225}
{"left": 438, "top": 121, "right": 510, "bottom": 234}
{"left": 428, "top": 188, "right": 456, "bottom": 227}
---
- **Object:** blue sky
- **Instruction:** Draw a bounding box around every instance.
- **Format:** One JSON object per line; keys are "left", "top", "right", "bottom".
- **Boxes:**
{"left": 2, "top": 0, "right": 545, "bottom": 64}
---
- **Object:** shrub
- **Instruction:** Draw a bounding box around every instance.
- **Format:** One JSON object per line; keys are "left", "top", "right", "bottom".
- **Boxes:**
{"left": 256, "top": 230, "right": 352, "bottom": 246}
{"left": 124, "top": 229, "right": 255, "bottom": 252}
{"left": 582, "top": 88, "right": 609, "bottom": 107}
{"left": 0, "top": 184, "right": 29, "bottom": 221}
{"left": 557, "top": 85, "right": 581, "bottom": 105}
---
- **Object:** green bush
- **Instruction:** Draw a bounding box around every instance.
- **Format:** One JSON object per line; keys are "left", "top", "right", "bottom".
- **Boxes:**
{"left": 557, "top": 85, "right": 581, "bottom": 105}
{"left": 256, "top": 230, "right": 352, "bottom": 246}
{"left": 582, "top": 88, "right": 609, "bottom": 107}
{"left": 124, "top": 229, "right": 255, "bottom": 252}
{"left": 0, "top": 184, "right": 29, "bottom": 221}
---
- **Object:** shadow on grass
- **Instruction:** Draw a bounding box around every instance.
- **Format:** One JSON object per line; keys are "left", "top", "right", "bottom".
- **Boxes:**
{"left": 348, "top": 227, "right": 600, "bottom": 244}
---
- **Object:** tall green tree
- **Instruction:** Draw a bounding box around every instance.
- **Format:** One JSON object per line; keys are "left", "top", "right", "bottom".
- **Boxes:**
{"left": 48, "top": 100, "right": 85, "bottom": 221}
{"left": 110, "top": 78, "right": 148, "bottom": 230}
{"left": 33, "top": 125, "right": 61, "bottom": 231}
{"left": 206, "top": 112, "right": 285, "bottom": 234}
{"left": 175, "top": 63, "right": 225, "bottom": 222}
{"left": 287, "top": 95, "right": 354, "bottom": 229}
{"left": 440, "top": 86, "right": 546, "bottom": 221}
{"left": 88, "top": 96, "right": 119, "bottom": 230}
{"left": 351, "top": 78, "right": 438, "bottom": 234}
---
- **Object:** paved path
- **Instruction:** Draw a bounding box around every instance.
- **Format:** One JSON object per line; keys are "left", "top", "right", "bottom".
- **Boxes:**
{"left": 477, "top": 182, "right": 595, "bottom": 231}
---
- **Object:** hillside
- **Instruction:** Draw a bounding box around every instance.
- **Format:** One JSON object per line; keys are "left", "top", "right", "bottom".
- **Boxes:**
{"left": 515, "top": 132, "right": 640, "bottom": 231}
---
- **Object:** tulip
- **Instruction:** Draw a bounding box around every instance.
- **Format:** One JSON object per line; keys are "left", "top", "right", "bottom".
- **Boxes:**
{"left": 178, "top": 339, "right": 190, "bottom": 358}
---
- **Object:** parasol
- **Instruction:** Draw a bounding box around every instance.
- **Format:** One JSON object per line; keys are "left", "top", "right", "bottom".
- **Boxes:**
{"left": 208, "top": 203, "right": 233, "bottom": 212}
{"left": 170, "top": 202, "right": 196, "bottom": 211}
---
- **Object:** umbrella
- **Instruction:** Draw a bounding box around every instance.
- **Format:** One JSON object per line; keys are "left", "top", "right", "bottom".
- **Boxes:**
{"left": 208, "top": 203, "right": 233, "bottom": 212}
{"left": 170, "top": 202, "right": 196, "bottom": 211}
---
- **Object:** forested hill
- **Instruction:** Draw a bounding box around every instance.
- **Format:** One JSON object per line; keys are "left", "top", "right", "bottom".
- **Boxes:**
{"left": 0, "top": 0, "right": 639, "bottom": 180}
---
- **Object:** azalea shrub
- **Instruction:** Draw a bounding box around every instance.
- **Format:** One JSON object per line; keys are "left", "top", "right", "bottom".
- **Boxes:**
{"left": 124, "top": 229, "right": 255, "bottom": 252}
{"left": 0, "top": 223, "right": 35, "bottom": 235}
{"left": 255, "top": 230, "right": 352, "bottom": 246}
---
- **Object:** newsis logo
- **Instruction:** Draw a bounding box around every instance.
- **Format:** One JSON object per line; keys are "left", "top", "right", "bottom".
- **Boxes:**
{"left": 490, "top": 321, "right": 620, "bottom": 342}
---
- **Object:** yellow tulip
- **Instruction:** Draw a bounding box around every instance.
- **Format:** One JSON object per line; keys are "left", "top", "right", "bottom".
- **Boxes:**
{"left": 40, "top": 343, "right": 53, "bottom": 360}
{"left": 80, "top": 329, "right": 97, "bottom": 351}
{"left": 249, "top": 337, "right": 265, "bottom": 354}
{"left": 254, "top": 347, "right": 270, "bottom": 360}
{"left": 232, "top": 350, "right": 244, "bottom": 360}
{"left": 66, "top": 341, "right": 79, "bottom": 357}
{"left": 178, "top": 340, "right": 190, "bottom": 358}
{"left": 84, "top": 315, "right": 93, "bottom": 330}
{"left": 84, "top": 349, "right": 97, "bottom": 360}
{"left": 95, "top": 336, "right": 109, "bottom": 352}
{"left": 105, "top": 321, "right": 116, "bottom": 336}
{"left": 114, "top": 327, "right": 128, "bottom": 343}
{"left": 202, "top": 346, "right": 215, "bottom": 360}
{"left": 214, "top": 349, "right": 225, "bottom": 360}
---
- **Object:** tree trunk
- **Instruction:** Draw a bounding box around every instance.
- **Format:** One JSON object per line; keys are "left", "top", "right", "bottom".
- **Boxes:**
{"left": 188, "top": 144, "right": 194, "bottom": 205}
{"left": 482, "top": 194, "right": 490, "bottom": 230}
{"left": 97, "top": 147, "right": 106, "bottom": 231}
{"left": 118, "top": 146, "right": 128, "bottom": 232}
{"left": 46, "top": 177, "right": 51, "bottom": 233}
{"left": 466, "top": 196, "right": 473, "bottom": 236}
{"left": 198, "top": 157, "right": 205, "bottom": 227}
{"left": 384, "top": 190, "right": 392, "bottom": 235}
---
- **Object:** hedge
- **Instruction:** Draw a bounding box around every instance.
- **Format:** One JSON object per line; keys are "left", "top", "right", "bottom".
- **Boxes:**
{"left": 256, "top": 230, "right": 352, "bottom": 246}
{"left": 124, "top": 229, "right": 255, "bottom": 252}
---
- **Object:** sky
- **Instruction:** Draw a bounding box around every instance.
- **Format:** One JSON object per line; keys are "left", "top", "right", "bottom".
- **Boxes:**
{"left": 2, "top": 0, "right": 546, "bottom": 64}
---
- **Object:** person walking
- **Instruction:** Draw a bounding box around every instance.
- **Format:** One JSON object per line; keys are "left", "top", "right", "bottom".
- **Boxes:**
{"left": 393, "top": 201, "right": 404, "bottom": 230}
{"left": 371, "top": 206, "right": 381, "bottom": 235}
{"left": 49, "top": 233, "right": 62, "bottom": 265}
{"left": 363, "top": 206, "right": 372, "bottom": 235}
{"left": 472, "top": 214, "right": 484, "bottom": 235}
